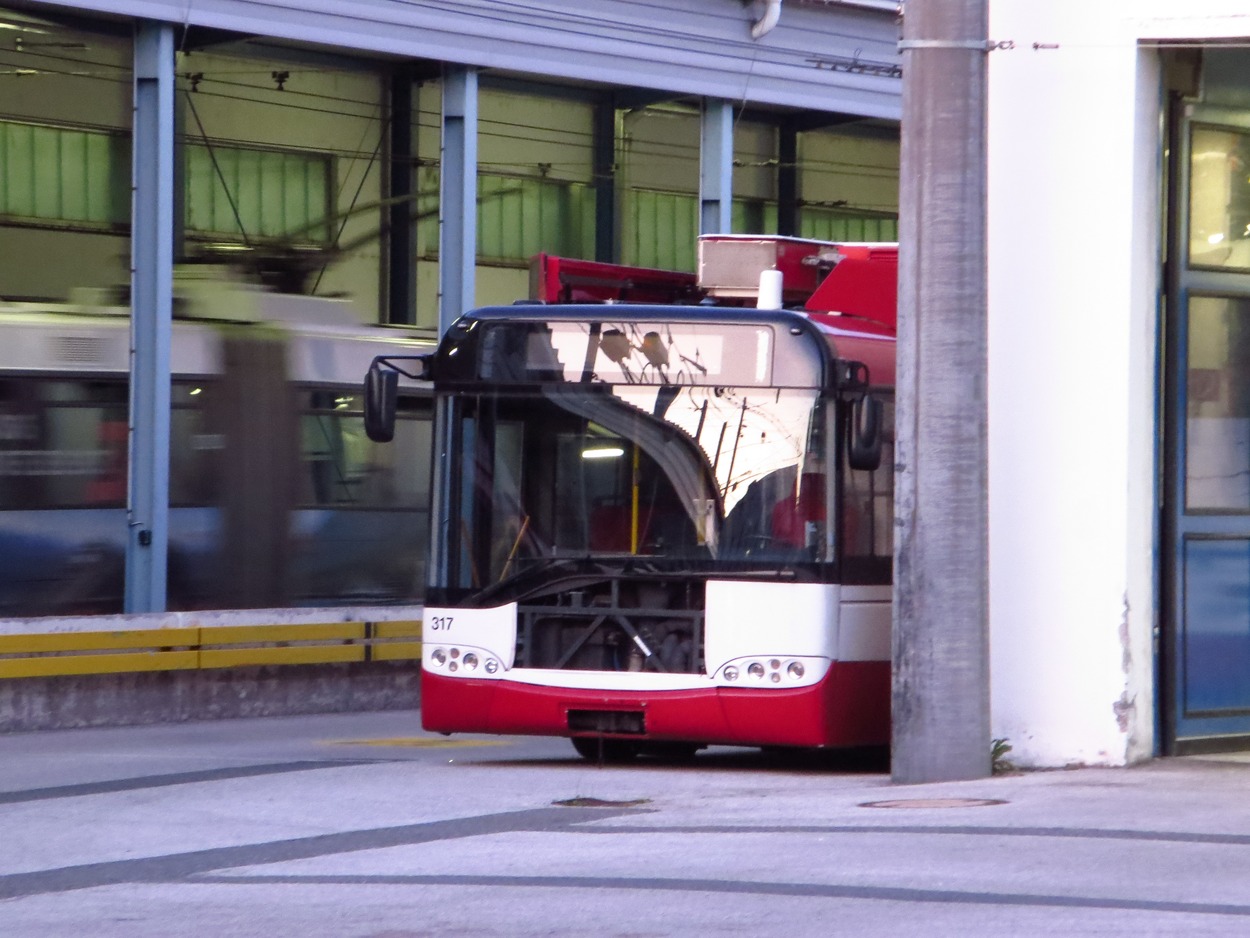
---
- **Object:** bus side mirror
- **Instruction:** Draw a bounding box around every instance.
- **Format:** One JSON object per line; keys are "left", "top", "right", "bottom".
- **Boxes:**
{"left": 847, "top": 393, "right": 883, "bottom": 471}
{"left": 364, "top": 365, "right": 399, "bottom": 443}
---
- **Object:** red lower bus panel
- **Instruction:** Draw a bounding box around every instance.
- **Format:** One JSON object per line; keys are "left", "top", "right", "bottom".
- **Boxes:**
{"left": 421, "top": 660, "right": 890, "bottom": 749}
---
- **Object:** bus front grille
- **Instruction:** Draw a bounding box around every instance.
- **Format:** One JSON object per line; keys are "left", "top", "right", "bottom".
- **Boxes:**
{"left": 567, "top": 709, "right": 646, "bottom": 735}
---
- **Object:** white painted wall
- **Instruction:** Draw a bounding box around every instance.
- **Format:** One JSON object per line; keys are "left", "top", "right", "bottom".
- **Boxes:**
{"left": 987, "top": 1, "right": 1160, "bottom": 766}
{"left": 989, "top": 0, "right": 1250, "bottom": 767}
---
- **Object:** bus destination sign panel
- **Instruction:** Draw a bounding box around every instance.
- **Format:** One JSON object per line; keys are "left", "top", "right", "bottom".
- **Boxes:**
{"left": 483, "top": 320, "right": 779, "bottom": 387}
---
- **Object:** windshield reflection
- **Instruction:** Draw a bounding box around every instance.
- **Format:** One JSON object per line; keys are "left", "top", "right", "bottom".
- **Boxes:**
{"left": 435, "top": 383, "right": 832, "bottom": 600}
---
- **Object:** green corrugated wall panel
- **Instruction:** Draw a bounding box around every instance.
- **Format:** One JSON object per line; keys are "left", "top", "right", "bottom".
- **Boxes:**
{"left": 184, "top": 143, "right": 330, "bottom": 240}
{"left": 184, "top": 145, "right": 214, "bottom": 231}
{"left": 3, "top": 123, "right": 35, "bottom": 217}
{"left": 523, "top": 181, "right": 544, "bottom": 255}
{"left": 0, "top": 122, "right": 129, "bottom": 225}
{"left": 800, "top": 209, "right": 898, "bottom": 243}
{"left": 731, "top": 200, "right": 778, "bottom": 235}
{"left": 283, "top": 154, "right": 305, "bottom": 237}
{"left": 472, "top": 173, "right": 593, "bottom": 261}
{"left": 415, "top": 185, "right": 439, "bottom": 252}
{"left": 580, "top": 192, "right": 596, "bottom": 257}
{"left": 628, "top": 190, "right": 696, "bottom": 272}
{"left": 478, "top": 175, "right": 518, "bottom": 257}
{"left": 259, "top": 151, "right": 285, "bottom": 236}
{"left": 105, "top": 134, "right": 131, "bottom": 224}
{"left": 58, "top": 131, "right": 87, "bottom": 222}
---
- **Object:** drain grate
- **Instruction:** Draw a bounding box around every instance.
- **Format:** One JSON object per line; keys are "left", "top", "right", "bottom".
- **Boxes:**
{"left": 859, "top": 797, "right": 1007, "bottom": 809}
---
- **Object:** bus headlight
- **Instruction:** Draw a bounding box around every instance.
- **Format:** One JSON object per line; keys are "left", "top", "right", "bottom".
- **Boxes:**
{"left": 427, "top": 645, "right": 503, "bottom": 678}
{"left": 713, "top": 656, "right": 826, "bottom": 688}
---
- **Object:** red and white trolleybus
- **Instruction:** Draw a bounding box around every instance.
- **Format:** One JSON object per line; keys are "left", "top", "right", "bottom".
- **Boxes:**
{"left": 367, "top": 235, "right": 897, "bottom": 760}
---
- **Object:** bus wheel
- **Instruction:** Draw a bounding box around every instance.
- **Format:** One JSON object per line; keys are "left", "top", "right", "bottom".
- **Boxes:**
{"left": 571, "top": 737, "right": 640, "bottom": 763}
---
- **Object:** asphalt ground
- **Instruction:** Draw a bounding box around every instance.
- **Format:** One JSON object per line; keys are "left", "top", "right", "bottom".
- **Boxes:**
{"left": 2, "top": 710, "right": 1250, "bottom": 936}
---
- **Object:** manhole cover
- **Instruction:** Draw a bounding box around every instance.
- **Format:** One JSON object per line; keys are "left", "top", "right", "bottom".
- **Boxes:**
{"left": 553, "top": 797, "right": 651, "bottom": 808}
{"left": 859, "top": 798, "right": 1007, "bottom": 809}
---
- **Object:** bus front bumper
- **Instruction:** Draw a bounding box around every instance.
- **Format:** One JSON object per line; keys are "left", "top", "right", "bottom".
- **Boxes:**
{"left": 420, "top": 661, "right": 889, "bottom": 749}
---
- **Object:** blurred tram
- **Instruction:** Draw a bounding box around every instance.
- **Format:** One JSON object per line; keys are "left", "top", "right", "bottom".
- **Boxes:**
{"left": 0, "top": 268, "right": 434, "bottom": 617}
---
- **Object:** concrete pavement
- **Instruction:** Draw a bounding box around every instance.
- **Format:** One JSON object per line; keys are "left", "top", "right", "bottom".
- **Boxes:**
{"left": 2, "top": 710, "right": 1250, "bottom": 936}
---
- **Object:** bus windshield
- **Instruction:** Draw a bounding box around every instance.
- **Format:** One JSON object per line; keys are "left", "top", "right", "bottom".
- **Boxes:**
{"left": 430, "top": 379, "right": 836, "bottom": 603}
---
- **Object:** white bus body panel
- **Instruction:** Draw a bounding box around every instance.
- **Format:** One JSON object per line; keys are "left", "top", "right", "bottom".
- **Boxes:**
{"left": 837, "top": 584, "right": 892, "bottom": 661}
{"left": 704, "top": 580, "right": 839, "bottom": 674}
{"left": 704, "top": 580, "right": 891, "bottom": 673}
{"left": 422, "top": 603, "right": 518, "bottom": 669}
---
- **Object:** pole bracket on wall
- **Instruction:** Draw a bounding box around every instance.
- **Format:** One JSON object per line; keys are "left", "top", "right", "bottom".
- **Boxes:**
{"left": 897, "top": 39, "right": 1014, "bottom": 52}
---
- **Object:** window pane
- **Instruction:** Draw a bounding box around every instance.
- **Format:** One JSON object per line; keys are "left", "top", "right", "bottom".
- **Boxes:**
{"left": 1190, "top": 127, "right": 1250, "bottom": 270}
{"left": 842, "top": 397, "right": 895, "bottom": 575}
{"left": 298, "top": 391, "right": 429, "bottom": 508}
{"left": 1187, "top": 295, "right": 1250, "bottom": 510}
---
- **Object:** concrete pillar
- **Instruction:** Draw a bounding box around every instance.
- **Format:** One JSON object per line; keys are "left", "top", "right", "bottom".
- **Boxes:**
{"left": 892, "top": 0, "right": 991, "bottom": 782}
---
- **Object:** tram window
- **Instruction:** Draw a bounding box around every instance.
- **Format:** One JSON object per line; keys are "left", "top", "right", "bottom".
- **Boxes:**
{"left": 298, "top": 390, "right": 430, "bottom": 508}
{"left": 0, "top": 379, "right": 128, "bottom": 509}
{"left": 170, "top": 382, "right": 220, "bottom": 507}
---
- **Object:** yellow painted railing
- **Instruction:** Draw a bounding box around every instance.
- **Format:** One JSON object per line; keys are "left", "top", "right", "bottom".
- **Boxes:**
{"left": 0, "top": 620, "right": 423, "bottom": 679}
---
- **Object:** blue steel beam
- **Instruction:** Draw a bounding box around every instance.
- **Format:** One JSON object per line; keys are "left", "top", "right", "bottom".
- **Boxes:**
{"left": 439, "top": 66, "right": 478, "bottom": 337}
{"left": 699, "top": 98, "right": 733, "bottom": 234}
{"left": 388, "top": 66, "right": 417, "bottom": 326}
{"left": 593, "top": 92, "right": 617, "bottom": 263}
{"left": 777, "top": 118, "right": 798, "bottom": 237}
{"left": 126, "top": 20, "right": 174, "bottom": 613}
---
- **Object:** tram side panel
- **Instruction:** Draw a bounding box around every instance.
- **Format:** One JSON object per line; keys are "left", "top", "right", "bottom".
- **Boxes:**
{"left": 0, "top": 314, "right": 433, "bottom": 617}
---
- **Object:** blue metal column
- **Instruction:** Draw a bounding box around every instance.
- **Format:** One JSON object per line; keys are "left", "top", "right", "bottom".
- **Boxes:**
{"left": 593, "top": 92, "right": 618, "bottom": 263}
{"left": 777, "top": 118, "right": 799, "bottom": 237}
{"left": 388, "top": 67, "right": 417, "bottom": 326}
{"left": 699, "top": 98, "right": 734, "bottom": 234}
{"left": 126, "top": 21, "right": 174, "bottom": 613}
{"left": 439, "top": 67, "right": 478, "bottom": 337}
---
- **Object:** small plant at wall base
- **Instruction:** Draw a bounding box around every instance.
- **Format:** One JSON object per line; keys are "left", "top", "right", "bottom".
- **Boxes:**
{"left": 991, "top": 737, "right": 1015, "bottom": 775}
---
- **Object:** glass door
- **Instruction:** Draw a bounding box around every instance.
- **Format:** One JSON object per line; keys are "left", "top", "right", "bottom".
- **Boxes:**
{"left": 1167, "top": 105, "right": 1250, "bottom": 746}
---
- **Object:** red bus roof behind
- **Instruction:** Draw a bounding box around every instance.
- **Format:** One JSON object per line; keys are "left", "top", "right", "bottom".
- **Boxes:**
{"left": 803, "top": 243, "right": 897, "bottom": 333}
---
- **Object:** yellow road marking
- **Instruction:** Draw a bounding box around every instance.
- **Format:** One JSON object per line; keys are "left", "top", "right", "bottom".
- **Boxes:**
{"left": 322, "top": 737, "right": 511, "bottom": 748}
